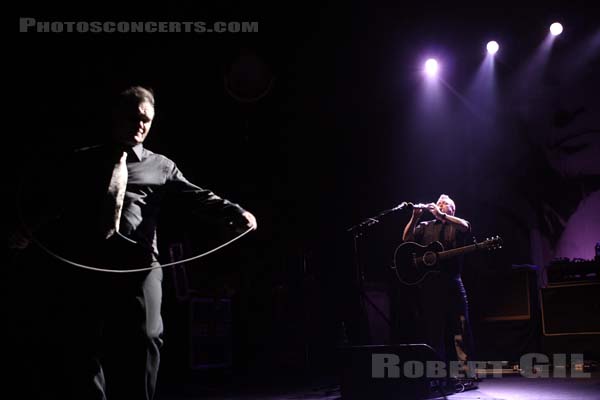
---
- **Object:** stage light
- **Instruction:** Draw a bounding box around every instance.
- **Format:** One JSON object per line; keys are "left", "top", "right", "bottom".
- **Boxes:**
{"left": 424, "top": 58, "right": 439, "bottom": 77}
{"left": 550, "top": 22, "right": 563, "bottom": 36}
{"left": 486, "top": 41, "right": 499, "bottom": 55}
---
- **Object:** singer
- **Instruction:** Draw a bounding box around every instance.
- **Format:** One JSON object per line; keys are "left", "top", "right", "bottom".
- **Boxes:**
{"left": 400, "top": 194, "right": 477, "bottom": 383}
{"left": 9, "top": 86, "right": 257, "bottom": 400}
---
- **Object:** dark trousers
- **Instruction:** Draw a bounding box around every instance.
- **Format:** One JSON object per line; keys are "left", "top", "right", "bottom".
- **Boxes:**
{"left": 9, "top": 249, "right": 164, "bottom": 400}
{"left": 419, "top": 274, "right": 474, "bottom": 366}
{"left": 394, "top": 273, "right": 474, "bottom": 372}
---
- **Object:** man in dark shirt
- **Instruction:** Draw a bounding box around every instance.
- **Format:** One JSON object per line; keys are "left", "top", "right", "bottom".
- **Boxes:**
{"left": 11, "top": 86, "right": 257, "bottom": 400}
{"left": 402, "top": 194, "right": 475, "bottom": 378}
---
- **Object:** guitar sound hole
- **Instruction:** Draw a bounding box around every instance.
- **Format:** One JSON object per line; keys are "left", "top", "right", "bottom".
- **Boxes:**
{"left": 422, "top": 251, "right": 437, "bottom": 267}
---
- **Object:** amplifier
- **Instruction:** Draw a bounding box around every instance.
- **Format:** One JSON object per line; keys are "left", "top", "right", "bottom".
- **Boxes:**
{"left": 546, "top": 259, "right": 599, "bottom": 286}
{"left": 541, "top": 283, "right": 600, "bottom": 336}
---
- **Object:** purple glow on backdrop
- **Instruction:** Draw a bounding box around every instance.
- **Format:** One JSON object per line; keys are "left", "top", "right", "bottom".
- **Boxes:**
{"left": 514, "top": 29, "right": 600, "bottom": 264}
{"left": 464, "top": 52, "right": 496, "bottom": 121}
{"left": 411, "top": 25, "right": 598, "bottom": 264}
{"left": 555, "top": 192, "right": 600, "bottom": 260}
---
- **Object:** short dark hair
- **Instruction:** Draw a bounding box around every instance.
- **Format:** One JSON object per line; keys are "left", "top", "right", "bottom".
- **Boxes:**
{"left": 114, "top": 86, "right": 155, "bottom": 111}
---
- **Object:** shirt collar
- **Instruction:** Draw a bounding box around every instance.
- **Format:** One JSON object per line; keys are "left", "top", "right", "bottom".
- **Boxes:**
{"left": 128, "top": 143, "right": 144, "bottom": 162}
{"left": 106, "top": 142, "right": 144, "bottom": 162}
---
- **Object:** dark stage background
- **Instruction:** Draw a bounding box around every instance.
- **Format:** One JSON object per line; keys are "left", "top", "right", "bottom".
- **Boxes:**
{"left": 6, "top": 1, "right": 600, "bottom": 390}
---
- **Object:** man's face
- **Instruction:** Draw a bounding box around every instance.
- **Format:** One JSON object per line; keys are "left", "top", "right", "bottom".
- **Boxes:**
{"left": 437, "top": 198, "right": 454, "bottom": 215}
{"left": 113, "top": 101, "right": 155, "bottom": 146}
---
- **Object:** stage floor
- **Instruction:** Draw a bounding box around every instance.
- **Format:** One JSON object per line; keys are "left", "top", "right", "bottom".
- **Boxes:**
{"left": 156, "top": 371, "right": 600, "bottom": 400}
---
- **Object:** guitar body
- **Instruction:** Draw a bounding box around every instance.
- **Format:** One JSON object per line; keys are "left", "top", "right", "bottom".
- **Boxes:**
{"left": 393, "top": 235, "right": 502, "bottom": 286}
{"left": 393, "top": 241, "right": 445, "bottom": 286}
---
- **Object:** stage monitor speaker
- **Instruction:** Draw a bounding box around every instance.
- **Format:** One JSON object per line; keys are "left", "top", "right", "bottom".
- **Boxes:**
{"left": 541, "top": 283, "right": 600, "bottom": 335}
{"left": 339, "top": 344, "right": 453, "bottom": 400}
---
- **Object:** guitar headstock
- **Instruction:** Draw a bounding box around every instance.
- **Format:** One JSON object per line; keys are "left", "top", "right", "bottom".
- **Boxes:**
{"left": 481, "top": 235, "right": 503, "bottom": 251}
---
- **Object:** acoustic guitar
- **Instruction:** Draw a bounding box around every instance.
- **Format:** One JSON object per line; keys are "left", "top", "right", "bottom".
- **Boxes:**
{"left": 392, "top": 236, "right": 502, "bottom": 285}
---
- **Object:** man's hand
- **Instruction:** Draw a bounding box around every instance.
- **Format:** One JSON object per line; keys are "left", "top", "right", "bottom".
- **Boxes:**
{"left": 403, "top": 207, "right": 423, "bottom": 241}
{"left": 427, "top": 203, "right": 446, "bottom": 221}
{"left": 241, "top": 211, "right": 258, "bottom": 231}
{"left": 412, "top": 208, "right": 424, "bottom": 219}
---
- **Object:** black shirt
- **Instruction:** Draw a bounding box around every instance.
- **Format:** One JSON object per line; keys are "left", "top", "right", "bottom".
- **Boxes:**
{"left": 27, "top": 143, "right": 246, "bottom": 266}
{"left": 406, "top": 219, "right": 470, "bottom": 276}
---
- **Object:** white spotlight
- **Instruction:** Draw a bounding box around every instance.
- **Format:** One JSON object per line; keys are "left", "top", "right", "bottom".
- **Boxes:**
{"left": 550, "top": 22, "right": 563, "bottom": 36}
{"left": 424, "top": 58, "right": 439, "bottom": 77}
{"left": 486, "top": 40, "right": 499, "bottom": 55}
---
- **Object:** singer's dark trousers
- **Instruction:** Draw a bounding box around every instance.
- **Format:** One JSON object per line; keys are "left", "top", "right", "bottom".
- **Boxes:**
{"left": 10, "top": 248, "right": 164, "bottom": 400}
{"left": 394, "top": 272, "right": 474, "bottom": 373}
{"left": 419, "top": 274, "right": 474, "bottom": 367}
{"left": 60, "top": 266, "right": 163, "bottom": 400}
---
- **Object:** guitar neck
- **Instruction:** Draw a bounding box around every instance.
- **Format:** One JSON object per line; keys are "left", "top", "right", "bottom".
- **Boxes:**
{"left": 439, "top": 243, "right": 480, "bottom": 260}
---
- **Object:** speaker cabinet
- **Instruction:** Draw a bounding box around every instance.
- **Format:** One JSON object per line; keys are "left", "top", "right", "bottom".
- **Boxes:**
{"left": 480, "top": 269, "right": 533, "bottom": 321}
{"left": 541, "top": 283, "right": 600, "bottom": 335}
{"left": 339, "top": 344, "right": 453, "bottom": 400}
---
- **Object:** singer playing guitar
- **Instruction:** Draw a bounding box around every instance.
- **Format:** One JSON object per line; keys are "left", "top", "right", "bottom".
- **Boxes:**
{"left": 400, "top": 194, "right": 477, "bottom": 383}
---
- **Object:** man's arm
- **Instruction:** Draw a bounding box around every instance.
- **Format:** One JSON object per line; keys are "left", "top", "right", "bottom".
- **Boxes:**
{"left": 402, "top": 208, "right": 423, "bottom": 241}
{"left": 165, "top": 163, "right": 256, "bottom": 231}
{"left": 444, "top": 214, "right": 470, "bottom": 232}
{"left": 8, "top": 151, "right": 74, "bottom": 250}
{"left": 426, "top": 203, "right": 470, "bottom": 232}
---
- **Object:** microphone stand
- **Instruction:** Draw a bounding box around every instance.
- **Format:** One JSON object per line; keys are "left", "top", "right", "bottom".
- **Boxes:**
{"left": 345, "top": 202, "right": 410, "bottom": 344}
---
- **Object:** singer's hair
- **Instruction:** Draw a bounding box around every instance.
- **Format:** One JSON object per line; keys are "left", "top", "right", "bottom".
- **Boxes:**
{"left": 113, "top": 86, "right": 155, "bottom": 113}
{"left": 437, "top": 194, "right": 456, "bottom": 215}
